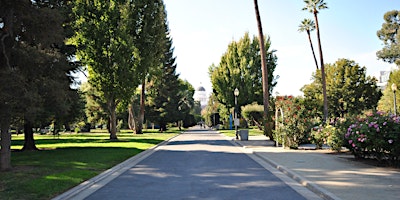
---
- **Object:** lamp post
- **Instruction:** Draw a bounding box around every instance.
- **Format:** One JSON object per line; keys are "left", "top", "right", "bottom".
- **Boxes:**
{"left": 392, "top": 83, "right": 397, "bottom": 115}
{"left": 234, "top": 88, "right": 239, "bottom": 139}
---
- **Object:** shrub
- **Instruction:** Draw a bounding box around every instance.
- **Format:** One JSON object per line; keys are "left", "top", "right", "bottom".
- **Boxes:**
{"left": 345, "top": 111, "right": 400, "bottom": 165}
{"left": 274, "top": 96, "right": 319, "bottom": 148}
{"left": 310, "top": 123, "right": 343, "bottom": 151}
{"left": 241, "top": 103, "right": 264, "bottom": 130}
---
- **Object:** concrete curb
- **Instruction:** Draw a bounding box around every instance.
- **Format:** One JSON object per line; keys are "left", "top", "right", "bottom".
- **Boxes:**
{"left": 52, "top": 133, "right": 182, "bottom": 200}
{"left": 220, "top": 132, "right": 341, "bottom": 200}
{"left": 251, "top": 151, "right": 342, "bottom": 200}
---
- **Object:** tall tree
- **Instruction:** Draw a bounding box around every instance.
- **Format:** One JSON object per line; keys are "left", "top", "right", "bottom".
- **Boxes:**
{"left": 69, "top": 0, "right": 141, "bottom": 140}
{"left": 126, "top": 0, "right": 166, "bottom": 134}
{"left": 0, "top": 0, "right": 78, "bottom": 169}
{"left": 210, "top": 33, "right": 277, "bottom": 136}
{"left": 177, "top": 79, "right": 196, "bottom": 128}
{"left": 302, "top": 59, "right": 381, "bottom": 118}
{"left": 298, "top": 18, "right": 319, "bottom": 70}
{"left": 377, "top": 10, "right": 400, "bottom": 67}
{"left": 146, "top": 28, "right": 180, "bottom": 131}
{"left": 253, "top": 0, "right": 271, "bottom": 138}
{"left": 302, "top": 0, "right": 329, "bottom": 122}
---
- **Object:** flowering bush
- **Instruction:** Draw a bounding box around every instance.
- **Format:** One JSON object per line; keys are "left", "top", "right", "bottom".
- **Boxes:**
{"left": 273, "top": 96, "right": 319, "bottom": 148}
{"left": 309, "top": 118, "right": 351, "bottom": 151}
{"left": 345, "top": 112, "right": 400, "bottom": 165}
{"left": 311, "top": 124, "right": 343, "bottom": 150}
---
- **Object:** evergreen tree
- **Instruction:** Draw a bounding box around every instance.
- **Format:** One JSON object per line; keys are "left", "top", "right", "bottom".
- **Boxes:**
{"left": 0, "top": 0, "right": 80, "bottom": 169}
{"left": 377, "top": 10, "right": 400, "bottom": 67}
{"left": 146, "top": 31, "right": 181, "bottom": 131}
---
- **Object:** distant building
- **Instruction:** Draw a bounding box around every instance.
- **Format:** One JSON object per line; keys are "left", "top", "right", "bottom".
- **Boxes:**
{"left": 377, "top": 71, "right": 390, "bottom": 90}
{"left": 194, "top": 85, "right": 208, "bottom": 109}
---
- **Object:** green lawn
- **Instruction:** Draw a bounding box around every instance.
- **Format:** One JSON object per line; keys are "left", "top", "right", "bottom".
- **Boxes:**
{"left": 0, "top": 129, "right": 179, "bottom": 200}
{"left": 218, "top": 127, "right": 265, "bottom": 138}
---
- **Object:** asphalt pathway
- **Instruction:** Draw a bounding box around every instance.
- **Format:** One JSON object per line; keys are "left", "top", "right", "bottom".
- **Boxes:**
{"left": 79, "top": 129, "right": 321, "bottom": 200}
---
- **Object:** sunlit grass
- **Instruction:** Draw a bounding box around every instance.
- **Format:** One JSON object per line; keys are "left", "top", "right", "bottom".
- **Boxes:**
{"left": 1, "top": 129, "right": 180, "bottom": 200}
{"left": 219, "top": 127, "right": 265, "bottom": 138}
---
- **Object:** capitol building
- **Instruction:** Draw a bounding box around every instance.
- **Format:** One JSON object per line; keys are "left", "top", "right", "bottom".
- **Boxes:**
{"left": 194, "top": 85, "right": 208, "bottom": 109}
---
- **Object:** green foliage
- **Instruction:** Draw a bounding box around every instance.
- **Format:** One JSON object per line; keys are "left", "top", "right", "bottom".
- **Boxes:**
{"left": 377, "top": 10, "right": 400, "bottom": 66}
{"left": 302, "top": 59, "right": 382, "bottom": 119}
{"left": 273, "top": 96, "right": 320, "bottom": 148}
{"left": 302, "top": 0, "right": 328, "bottom": 13}
{"left": 69, "top": 0, "right": 142, "bottom": 138}
{"left": 298, "top": 18, "right": 319, "bottom": 70}
{"left": 378, "top": 69, "right": 400, "bottom": 114}
{"left": 145, "top": 24, "right": 183, "bottom": 130}
{"left": 345, "top": 112, "right": 400, "bottom": 165}
{"left": 310, "top": 124, "right": 343, "bottom": 151}
{"left": 209, "top": 32, "right": 277, "bottom": 125}
{"left": 80, "top": 82, "right": 108, "bottom": 127}
{"left": 241, "top": 103, "right": 264, "bottom": 130}
{"left": 178, "top": 80, "right": 197, "bottom": 128}
{"left": 1, "top": 0, "right": 82, "bottom": 165}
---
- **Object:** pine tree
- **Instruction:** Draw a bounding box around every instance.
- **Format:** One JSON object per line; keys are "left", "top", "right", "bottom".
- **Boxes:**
{"left": 0, "top": 0, "right": 80, "bottom": 170}
{"left": 146, "top": 30, "right": 181, "bottom": 131}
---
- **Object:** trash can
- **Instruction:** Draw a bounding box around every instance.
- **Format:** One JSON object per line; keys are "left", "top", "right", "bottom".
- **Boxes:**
{"left": 238, "top": 129, "right": 248, "bottom": 141}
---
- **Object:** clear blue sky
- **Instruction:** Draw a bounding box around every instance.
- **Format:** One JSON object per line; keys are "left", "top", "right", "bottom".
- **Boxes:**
{"left": 164, "top": 0, "right": 399, "bottom": 96}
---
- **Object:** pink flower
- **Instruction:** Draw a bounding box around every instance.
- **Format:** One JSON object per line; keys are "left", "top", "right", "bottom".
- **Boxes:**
{"left": 383, "top": 122, "right": 387, "bottom": 126}
{"left": 348, "top": 140, "right": 353, "bottom": 144}
{"left": 388, "top": 139, "right": 394, "bottom": 144}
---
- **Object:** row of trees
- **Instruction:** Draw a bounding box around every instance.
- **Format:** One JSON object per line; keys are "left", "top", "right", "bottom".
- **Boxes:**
{"left": 205, "top": 2, "right": 400, "bottom": 145}
{"left": 71, "top": 0, "right": 199, "bottom": 137}
{"left": 0, "top": 0, "right": 199, "bottom": 171}
{"left": 0, "top": 0, "right": 82, "bottom": 170}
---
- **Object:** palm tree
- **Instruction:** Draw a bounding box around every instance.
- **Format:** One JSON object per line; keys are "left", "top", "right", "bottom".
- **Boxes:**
{"left": 298, "top": 18, "right": 319, "bottom": 70}
{"left": 253, "top": 0, "right": 272, "bottom": 140}
{"left": 302, "top": 0, "right": 328, "bottom": 122}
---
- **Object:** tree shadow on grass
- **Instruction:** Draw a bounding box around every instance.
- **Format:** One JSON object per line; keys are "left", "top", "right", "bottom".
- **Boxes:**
{"left": 5, "top": 147, "right": 148, "bottom": 200}
{"left": 11, "top": 138, "right": 165, "bottom": 146}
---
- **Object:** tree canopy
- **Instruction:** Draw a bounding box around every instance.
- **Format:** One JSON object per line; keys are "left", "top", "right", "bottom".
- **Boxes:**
{"left": 377, "top": 10, "right": 400, "bottom": 67}
{"left": 209, "top": 32, "right": 277, "bottom": 123}
{"left": 302, "top": 59, "right": 381, "bottom": 118}
{"left": 69, "top": 0, "right": 141, "bottom": 139}
{"left": 0, "top": 0, "right": 80, "bottom": 170}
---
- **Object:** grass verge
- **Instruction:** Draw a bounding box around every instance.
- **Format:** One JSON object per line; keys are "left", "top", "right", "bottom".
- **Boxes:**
{"left": 218, "top": 127, "right": 265, "bottom": 138}
{"left": 0, "top": 129, "right": 179, "bottom": 200}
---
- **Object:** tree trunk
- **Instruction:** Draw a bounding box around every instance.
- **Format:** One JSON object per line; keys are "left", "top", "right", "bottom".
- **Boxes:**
{"left": 1, "top": 8, "right": 14, "bottom": 70}
{"left": 22, "top": 120, "right": 38, "bottom": 151}
{"left": 0, "top": 117, "right": 12, "bottom": 171}
{"left": 253, "top": 0, "right": 272, "bottom": 140}
{"left": 307, "top": 30, "right": 319, "bottom": 70}
{"left": 314, "top": 12, "right": 328, "bottom": 122}
{"left": 108, "top": 100, "right": 118, "bottom": 140}
{"left": 135, "top": 79, "right": 146, "bottom": 135}
{"left": 128, "top": 104, "right": 136, "bottom": 130}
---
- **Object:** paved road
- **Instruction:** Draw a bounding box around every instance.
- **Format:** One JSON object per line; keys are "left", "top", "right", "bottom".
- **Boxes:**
{"left": 83, "top": 129, "right": 321, "bottom": 200}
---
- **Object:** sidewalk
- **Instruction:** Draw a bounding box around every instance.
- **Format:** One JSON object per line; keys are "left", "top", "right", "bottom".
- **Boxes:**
{"left": 233, "top": 135, "right": 400, "bottom": 200}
